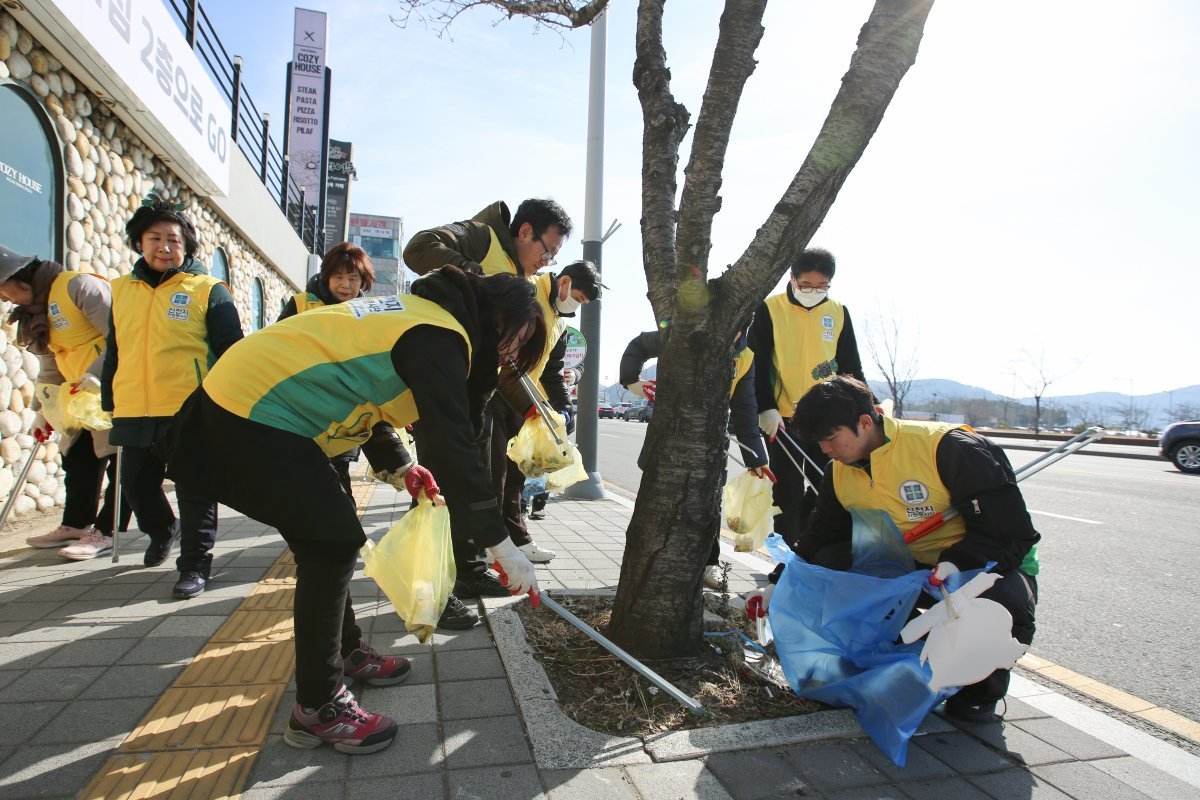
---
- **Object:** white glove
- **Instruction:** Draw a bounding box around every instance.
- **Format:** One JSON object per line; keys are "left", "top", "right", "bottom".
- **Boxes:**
{"left": 485, "top": 538, "right": 539, "bottom": 597}
{"left": 928, "top": 561, "right": 960, "bottom": 587}
{"left": 71, "top": 375, "right": 102, "bottom": 394}
{"left": 371, "top": 464, "right": 411, "bottom": 490}
{"left": 747, "top": 583, "right": 776, "bottom": 645}
{"left": 758, "top": 409, "right": 784, "bottom": 440}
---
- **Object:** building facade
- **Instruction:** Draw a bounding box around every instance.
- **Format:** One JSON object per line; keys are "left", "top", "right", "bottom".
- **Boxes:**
{"left": 347, "top": 213, "right": 414, "bottom": 295}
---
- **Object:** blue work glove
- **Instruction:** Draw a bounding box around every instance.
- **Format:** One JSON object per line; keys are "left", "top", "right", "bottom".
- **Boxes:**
{"left": 561, "top": 409, "right": 574, "bottom": 435}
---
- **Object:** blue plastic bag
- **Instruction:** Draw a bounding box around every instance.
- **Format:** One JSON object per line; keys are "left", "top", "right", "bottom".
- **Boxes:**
{"left": 765, "top": 524, "right": 958, "bottom": 766}
{"left": 522, "top": 476, "right": 548, "bottom": 502}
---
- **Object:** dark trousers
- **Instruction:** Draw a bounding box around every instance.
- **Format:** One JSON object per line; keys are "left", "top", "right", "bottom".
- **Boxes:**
{"left": 918, "top": 569, "right": 1039, "bottom": 708}
{"left": 489, "top": 397, "right": 532, "bottom": 548}
{"left": 330, "top": 451, "right": 357, "bottom": 504}
{"left": 173, "top": 392, "right": 365, "bottom": 708}
{"left": 769, "top": 435, "right": 827, "bottom": 548}
{"left": 61, "top": 431, "right": 121, "bottom": 534}
{"left": 121, "top": 445, "right": 219, "bottom": 575}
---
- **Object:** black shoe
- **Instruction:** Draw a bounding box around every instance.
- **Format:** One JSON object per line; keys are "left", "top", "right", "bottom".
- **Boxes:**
{"left": 453, "top": 571, "right": 510, "bottom": 599}
{"left": 173, "top": 571, "right": 208, "bottom": 599}
{"left": 144, "top": 521, "right": 181, "bottom": 567}
{"left": 943, "top": 696, "right": 1001, "bottom": 724}
{"left": 437, "top": 595, "right": 479, "bottom": 630}
{"left": 529, "top": 510, "right": 546, "bottom": 520}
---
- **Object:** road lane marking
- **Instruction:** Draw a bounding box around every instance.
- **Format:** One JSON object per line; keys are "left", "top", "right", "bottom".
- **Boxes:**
{"left": 1027, "top": 509, "right": 1103, "bottom": 524}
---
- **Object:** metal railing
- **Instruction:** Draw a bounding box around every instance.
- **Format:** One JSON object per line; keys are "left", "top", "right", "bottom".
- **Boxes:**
{"left": 162, "top": 0, "right": 325, "bottom": 254}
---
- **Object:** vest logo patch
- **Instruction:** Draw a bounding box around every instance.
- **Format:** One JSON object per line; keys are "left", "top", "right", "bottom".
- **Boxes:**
{"left": 811, "top": 358, "right": 838, "bottom": 381}
{"left": 821, "top": 315, "right": 835, "bottom": 341}
{"left": 906, "top": 505, "right": 936, "bottom": 522}
{"left": 166, "top": 307, "right": 190, "bottom": 321}
{"left": 899, "top": 480, "right": 929, "bottom": 505}
{"left": 346, "top": 295, "right": 405, "bottom": 318}
{"left": 52, "top": 317, "right": 70, "bottom": 330}
{"left": 170, "top": 293, "right": 192, "bottom": 306}
{"left": 48, "top": 302, "right": 62, "bottom": 317}
{"left": 822, "top": 315, "right": 834, "bottom": 329}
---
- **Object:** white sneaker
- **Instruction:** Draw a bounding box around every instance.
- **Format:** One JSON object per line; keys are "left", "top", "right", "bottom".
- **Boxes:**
{"left": 518, "top": 542, "right": 556, "bottom": 563}
{"left": 59, "top": 529, "right": 114, "bottom": 561}
{"left": 703, "top": 565, "right": 723, "bottom": 590}
{"left": 27, "top": 524, "right": 90, "bottom": 549}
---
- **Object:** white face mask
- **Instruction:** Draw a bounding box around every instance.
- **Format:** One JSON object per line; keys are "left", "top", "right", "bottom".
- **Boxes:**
{"left": 792, "top": 279, "right": 828, "bottom": 308}
{"left": 555, "top": 279, "right": 581, "bottom": 315}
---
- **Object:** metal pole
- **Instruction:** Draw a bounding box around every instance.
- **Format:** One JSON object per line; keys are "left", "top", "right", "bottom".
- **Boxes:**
{"left": 230, "top": 56, "right": 243, "bottom": 143}
{"left": 260, "top": 113, "right": 270, "bottom": 182}
{"left": 565, "top": 9, "right": 607, "bottom": 500}
{"left": 538, "top": 593, "right": 704, "bottom": 716}
{"left": 111, "top": 446, "right": 123, "bottom": 564}
{"left": 185, "top": 0, "right": 199, "bottom": 48}
{"left": 0, "top": 441, "right": 45, "bottom": 531}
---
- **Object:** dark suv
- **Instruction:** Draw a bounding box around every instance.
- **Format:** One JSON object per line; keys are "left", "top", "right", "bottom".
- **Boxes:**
{"left": 622, "top": 402, "right": 653, "bottom": 423}
{"left": 1161, "top": 420, "right": 1200, "bottom": 474}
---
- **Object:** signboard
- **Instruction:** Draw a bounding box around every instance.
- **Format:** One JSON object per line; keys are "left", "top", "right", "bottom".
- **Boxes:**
{"left": 0, "top": 87, "right": 58, "bottom": 260}
{"left": 286, "top": 8, "right": 329, "bottom": 201}
{"left": 563, "top": 326, "right": 587, "bottom": 369}
{"left": 324, "top": 139, "right": 353, "bottom": 246}
{"left": 44, "top": 0, "right": 232, "bottom": 195}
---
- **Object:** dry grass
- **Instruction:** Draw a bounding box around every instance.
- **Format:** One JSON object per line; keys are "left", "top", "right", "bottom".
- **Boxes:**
{"left": 516, "top": 595, "right": 823, "bottom": 737}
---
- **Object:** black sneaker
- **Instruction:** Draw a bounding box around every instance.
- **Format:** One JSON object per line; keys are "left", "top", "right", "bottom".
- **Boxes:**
{"left": 144, "top": 521, "right": 181, "bottom": 567}
{"left": 173, "top": 571, "right": 208, "bottom": 599}
{"left": 437, "top": 595, "right": 479, "bottom": 630}
{"left": 453, "top": 571, "right": 510, "bottom": 599}
{"left": 943, "top": 696, "right": 1002, "bottom": 724}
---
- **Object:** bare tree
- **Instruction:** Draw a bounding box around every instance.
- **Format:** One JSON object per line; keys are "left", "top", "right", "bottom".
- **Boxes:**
{"left": 865, "top": 303, "right": 920, "bottom": 418}
{"left": 1013, "top": 347, "right": 1077, "bottom": 438}
{"left": 1171, "top": 402, "right": 1200, "bottom": 422}
{"left": 397, "top": 0, "right": 936, "bottom": 658}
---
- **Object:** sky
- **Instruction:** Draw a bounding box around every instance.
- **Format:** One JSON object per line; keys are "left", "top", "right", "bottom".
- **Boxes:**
{"left": 196, "top": 0, "right": 1200, "bottom": 400}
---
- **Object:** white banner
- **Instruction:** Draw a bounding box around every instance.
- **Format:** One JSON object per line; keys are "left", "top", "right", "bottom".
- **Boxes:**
{"left": 286, "top": 8, "right": 328, "bottom": 201}
{"left": 45, "top": 0, "right": 232, "bottom": 195}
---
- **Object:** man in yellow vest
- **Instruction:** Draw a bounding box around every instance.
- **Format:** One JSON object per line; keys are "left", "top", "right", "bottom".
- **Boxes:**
{"left": 772, "top": 376, "right": 1040, "bottom": 723}
{"left": 404, "top": 198, "right": 575, "bottom": 597}
{"left": 748, "top": 248, "right": 867, "bottom": 550}
{"left": 493, "top": 260, "right": 602, "bottom": 563}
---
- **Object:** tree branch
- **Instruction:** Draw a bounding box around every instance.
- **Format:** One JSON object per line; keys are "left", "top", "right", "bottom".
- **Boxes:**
{"left": 392, "top": 0, "right": 608, "bottom": 38}
{"left": 674, "top": 0, "right": 767, "bottom": 280}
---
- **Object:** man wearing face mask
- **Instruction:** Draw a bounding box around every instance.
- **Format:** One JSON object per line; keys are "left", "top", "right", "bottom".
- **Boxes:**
{"left": 493, "top": 260, "right": 604, "bottom": 562}
{"left": 748, "top": 248, "right": 866, "bottom": 550}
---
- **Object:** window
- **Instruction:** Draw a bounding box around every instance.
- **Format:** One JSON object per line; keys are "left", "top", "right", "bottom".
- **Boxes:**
{"left": 355, "top": 234, "right": 398, "bottom": 260}
{"left": 210, "top": 246, "right": 229, "bottom": 284}
{"left": 0, "top": 82, "right": 63, "bottom": 261}
{"left": 251, "top": 278, "right": 265, "bottom": 332}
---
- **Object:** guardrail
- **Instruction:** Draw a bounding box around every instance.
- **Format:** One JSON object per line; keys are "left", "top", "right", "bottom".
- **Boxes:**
{"left": 162, "top": 0, "right": 326, "bottom": 254}
{"left": 975, "top": 428, "right": 1159, "bottom": 449}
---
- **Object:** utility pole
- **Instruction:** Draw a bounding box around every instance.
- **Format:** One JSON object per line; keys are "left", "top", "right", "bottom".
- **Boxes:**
{"left": 566, "top": 10, "right": 607, "bottom": 500}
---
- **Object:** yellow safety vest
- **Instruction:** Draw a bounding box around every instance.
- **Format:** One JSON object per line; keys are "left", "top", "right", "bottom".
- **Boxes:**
{"left": 765, "top": 293, "right": 845, "bottom": 416}
{"left": 530, "top": 273, "right": 566, "bottom": 379}
{"left": 292, "top": 292, "right": 325, "bottom": 314}
{"left": 204, "top": 294, "right": 471, "bottom": 457}
{"left": 110, "top": 270, "right": 222, "bottom": 418}
{"left": 46, "top": 271, "right": 108, "bottom": 384}
{"left": 479, "top": 228, "right": 520, "bottom": 276}
{"left": 731, "top": 346, "right": 754, "bottom": 399}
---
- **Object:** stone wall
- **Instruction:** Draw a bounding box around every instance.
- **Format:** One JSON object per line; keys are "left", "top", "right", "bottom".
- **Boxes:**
{"left": 0, "top": 9, "right": 297, "bottom": 519}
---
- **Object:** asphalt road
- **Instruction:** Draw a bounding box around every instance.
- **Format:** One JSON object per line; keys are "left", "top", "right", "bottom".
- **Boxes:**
{"left": 590, "top": 418, "right": 1200, "bottom": 724}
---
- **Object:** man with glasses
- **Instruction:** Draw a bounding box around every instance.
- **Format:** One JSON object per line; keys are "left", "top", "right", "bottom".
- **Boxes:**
{"left": 748, "top": 248, "right": 867, "bottom": 550}
{"left": 404, "top": 198, "right": 573, "bottom": 279}
{"left": 402, "top": 199, "right": 574, "bottom": 622}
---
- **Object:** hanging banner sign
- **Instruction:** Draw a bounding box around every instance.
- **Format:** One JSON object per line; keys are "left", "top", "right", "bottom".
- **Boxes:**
{"left": 286, "top": 8, "right": 328, "bottom": 200}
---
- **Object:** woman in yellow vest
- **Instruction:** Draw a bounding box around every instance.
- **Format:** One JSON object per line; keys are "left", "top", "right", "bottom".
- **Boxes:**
{"left": 163, "top": 266, "right": 546, "bottom": 754}
{"left": 774, "top": 376, "right": 1040, "bottom": 724}
{"left": 99, "top": 201, "right": 244, "bottom": 599}
{"left": 0, "top": 246, "right": 125, "bottom": 560}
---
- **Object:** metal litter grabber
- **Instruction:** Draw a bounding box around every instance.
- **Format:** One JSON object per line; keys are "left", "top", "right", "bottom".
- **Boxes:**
{"left": 0, "top": 439, "right": 47, "bottom": 532}
{"left": 747, "top": 434, "right": 820, "bottom": 496}
{"left": 508, "top": 360, "right": 564, "bottom": 448}
{"left": 111, "top": 446, "right": 123, "bottom": 563}
{"left": 777, "top": 429, "right": 827, "bottom": 480}
{"left": 903, "top": 426, "right": 1105, "bottom": 546}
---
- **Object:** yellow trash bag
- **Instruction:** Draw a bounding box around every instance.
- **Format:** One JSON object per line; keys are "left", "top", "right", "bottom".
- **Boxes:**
{"left": 545, "top": 443, "right": 587, "bottom": 490}
{"left": 360, "top": 493, "right": 455, "bottom": 643}
{"left": 507, "top": 414, "right": 573, "bottom": 477}
{"left": 723, "top": 470, "right": 779, "bottom": 553}
{"left": 35, "top": 382, "right": 112, "bottom": 437}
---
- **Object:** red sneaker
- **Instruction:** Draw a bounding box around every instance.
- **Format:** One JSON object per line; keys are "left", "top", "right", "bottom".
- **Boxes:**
{"left": 343, "top": 640, "right": 412, "bottom": 686}
{"left": 284, "top": 687, "right": 397, "bottom": 754}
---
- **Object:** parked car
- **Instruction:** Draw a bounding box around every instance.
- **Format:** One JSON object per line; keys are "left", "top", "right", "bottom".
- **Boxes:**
{"left": 597, "top": 402, "right": 616, "bottom": 419}
{"left": 1160, "top": 420, "right": 1200, "bottom": 474}
{"left": 614, "top": 403, "right": 631, "bottom": 416}
{"left": 623, "top": 402, "right": 653, "bottom": 423}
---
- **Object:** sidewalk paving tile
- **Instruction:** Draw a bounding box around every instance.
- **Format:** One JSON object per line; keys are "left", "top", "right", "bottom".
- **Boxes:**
{"left": 898, "top": 776, "right": 991, "bottom": 800}
{"left": 912, "top": 731, "right": 1016, "bottom": 774}
{"left": 245, "top": 736, "right": 350, "bottom": 786}
{"left": 1014, "top": 716, "right": 1129, "bottom": 760}
{"left": 449, "top": 764, "right": 546, "bottom": 799}
{"left": 968, "top": 767, "right": 1075, "bottom": 799}
{"left": 1032, "top": 761, "right": 1158, "bottom": 799}
{"left": 435, "top": 645, "right": 506, "bottom": 682}
{"left": 439, "top": 677, "right": 518, "bottom": 719}
{"left": 786, "top": 741, "right": 888, "bottom": 793}
{"left": 0, "top": 735, "right": 126, "bottom": 800}
{"left": 442, "top": 715, "right": 535, "bottom": 769}
{"left": 345, "top": 722, "right": 443, "bottom": 778}
{"left": 953, "top": 721, "right": 1075, "bottom": 766}
{"left": 239, "top": 778, "right": 352, "bottom": 800}
{"left": 117, "top": 634, "right": 211, "bottom": 666}
{"left": 88, "top": 663, "right": 186, "bottom": 698}
{"left": 1090, "top": 756, "right": 1200, "bottom": 800}
{"left": 704, "top": 749, "right": 811, "bottom": 800}
{"left": 0, "top": 664, "right": 105, "bottom": 702}
{"left": 543, "top": 766, "right": 641, "bottom": 800}
{"left": 365, "top": 682, "right": 437, "bottom": 725}
{"left": 0, "top": 700, "right": 66, "bottom": 746}
{"left": 852, "top": 737, "right": 957, "bottom": 783}
{"left": 32, "top": 696, "right": 154, "bottom": 745}
{"left": 625, "top": 759, "right": 734, "bottom": 800}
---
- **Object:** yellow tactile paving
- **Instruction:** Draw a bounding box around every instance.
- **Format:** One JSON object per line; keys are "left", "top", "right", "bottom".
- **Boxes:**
{"left": 79, "top": 747, "right": 258, "bottom": 800}
{"left": 173, "top": 640, "right": 296, "bottom": 687}
{"left": 238, "top": 581, "right": 295, "bottom": 611}
{"left": 259, "top": 560, "right": 297, "bottom": 583}
{"left": 210, "top": 609, "right": 294, "bottom": 642}
{"left": 121, "top": 684, "right": 284, "bottom": 751}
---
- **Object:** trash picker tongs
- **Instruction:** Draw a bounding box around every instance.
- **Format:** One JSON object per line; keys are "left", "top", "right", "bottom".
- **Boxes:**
{"left": 508, "top": 360, "right": 565, "bottom": 448}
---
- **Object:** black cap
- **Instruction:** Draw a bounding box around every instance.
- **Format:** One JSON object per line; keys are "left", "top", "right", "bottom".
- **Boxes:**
{"left": 0, "top": 246, "right": 37, "bottom": 284}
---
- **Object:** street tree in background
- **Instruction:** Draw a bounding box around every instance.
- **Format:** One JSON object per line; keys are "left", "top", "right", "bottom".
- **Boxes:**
{"left": 1014, "top": 347, "right": 1077, "bottom": 439}
{"left": 397, "top": 0, "right": 936, "bottom": 658}
{"left": 866, "top": 303, "right": 920, "bottom": 418}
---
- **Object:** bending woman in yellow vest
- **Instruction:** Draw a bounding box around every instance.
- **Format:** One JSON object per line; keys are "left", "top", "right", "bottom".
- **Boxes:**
{"left": 163, "top": 265, "right": 546, "bottom": 754}
{"left": 0, "top": 247, "right": 126, "bottom": 560}
{"left": 99, "top": 201, "right": 244, "bottom": 599}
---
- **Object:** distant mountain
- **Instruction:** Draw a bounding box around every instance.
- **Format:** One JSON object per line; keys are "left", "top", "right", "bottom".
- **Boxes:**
{"left": 870, "top": 379, "right": 1003, "bottom": 404}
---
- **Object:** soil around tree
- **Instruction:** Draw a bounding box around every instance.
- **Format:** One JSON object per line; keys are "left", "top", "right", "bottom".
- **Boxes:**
{"left": 516, "top": 593, "right": 824, "bottom": 737}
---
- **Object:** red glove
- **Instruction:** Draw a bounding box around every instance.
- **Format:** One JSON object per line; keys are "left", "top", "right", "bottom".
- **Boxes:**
{"left": 750, "top": 466, "right": 777, "bottom": 484}
{"left": 524, "top": 405, "right": 539, "bottom": 420}
{"left": 32, "top": 412, "right": 53, "bottom": 443}
{"left": 643, "top": 380, "right": 657, "bottom": 402}
{"left": 403, "top": 465, "right": 440, "bottom": 500}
